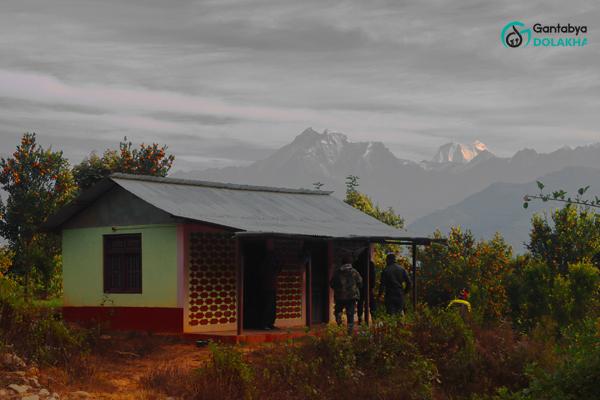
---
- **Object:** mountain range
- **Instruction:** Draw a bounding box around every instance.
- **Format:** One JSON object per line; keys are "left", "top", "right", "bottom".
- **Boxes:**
{"left": 177, "top": 128, "right": 600, "bottom": 251}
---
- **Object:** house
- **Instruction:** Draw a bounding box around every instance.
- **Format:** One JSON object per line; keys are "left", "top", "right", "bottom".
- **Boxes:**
{"left": 44, "top": 173, "right": 436, "bottom": 338}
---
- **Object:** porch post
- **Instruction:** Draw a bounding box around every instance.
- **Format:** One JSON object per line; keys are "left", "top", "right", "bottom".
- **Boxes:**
{"left": 411, "top": 242, "right": 417, "bottom": 311}
{"left": 327, "top": 240, "right": 334, "bottom": 323}
{"left": 236, "top": 238, "right": 244, "bottom": 336}
{"left": 306, "top": 255, "right": 312, "bottom": 328}
{"left": 364, "top": 243, "right": 371, "bottom": 326}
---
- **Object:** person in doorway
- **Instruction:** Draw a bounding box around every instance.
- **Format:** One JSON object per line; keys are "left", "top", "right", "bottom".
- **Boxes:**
{"left": 259, "top": 250, "right": 281, "bottom": 330}
{"left": 357, "top": 258, "right": 376, "bottom": 325}
{"left": 330, "top": 255, "right": 363, "bottom": 334}
{"left": 378, "top": 253, "right": 412, "bottom": 315}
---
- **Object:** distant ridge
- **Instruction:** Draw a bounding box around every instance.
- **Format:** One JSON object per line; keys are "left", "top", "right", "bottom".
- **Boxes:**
{"left": 176, "top": 127, "right": 600, "bottom": 243}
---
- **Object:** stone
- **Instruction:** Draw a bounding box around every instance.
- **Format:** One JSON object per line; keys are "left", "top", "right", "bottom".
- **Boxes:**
{"left": 1, "top": 353, "right": 27, "bottom": 370}
{"left": 0, "top": 389, "right": 8, "bottom": 397}
{"left": 8, "top": 384, "right": 29, "bottom": 394}
{"left": 21, "top": 395, "right": 40, "bottom": 400}
{"left": 70, "top": 391, "right": 91, "bottom": 398}
{"left": 39, "top": 389, "right": 50, "bottom": 396}
{"left": 28, "top": 377, "right": 41, "bottom": 388}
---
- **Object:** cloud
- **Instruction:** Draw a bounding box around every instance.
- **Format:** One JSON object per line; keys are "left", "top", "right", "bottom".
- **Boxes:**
{"left": 0, "top": 0, "right": 599, "bottom": 167}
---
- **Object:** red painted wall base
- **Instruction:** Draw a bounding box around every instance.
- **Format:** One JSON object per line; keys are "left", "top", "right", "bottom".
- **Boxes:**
{"left": 62, "top": 306, "right": 183, "bottom": 333}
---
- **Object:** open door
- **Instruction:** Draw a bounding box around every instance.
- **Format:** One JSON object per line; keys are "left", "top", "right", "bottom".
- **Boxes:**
{"left": 241, "top": 240, "right": 267, "bottom": 329}
{"left": 308, "top": 242, "right": 329, "bottom": 324}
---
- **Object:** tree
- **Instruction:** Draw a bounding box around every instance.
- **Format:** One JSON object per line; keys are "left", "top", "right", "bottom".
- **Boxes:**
{"left": 344, "top": 175, "right": 404, "bottom": 229}
{"left": 418, "top": 227, "right": 514, "bottom": 323}
{"left": 0, "top": 133, "right": 76, "bottom": 296}
{"left": 523, "top": 181, "right": 600, "bottom": 209}
{"left": 73, "top": 138, "right": 175, "bottom": 190}
{"left": 528, "top": 206, "right": 600, "bottom": 275}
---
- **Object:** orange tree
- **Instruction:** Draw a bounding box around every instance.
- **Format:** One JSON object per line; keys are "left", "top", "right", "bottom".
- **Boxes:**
{"left": 0, "top": 133, "right": 76, "bottom": 296}
{"left": 73, "top": 137, "right": 175, "bottom": 190}
{"left": 418, "top": 227, "right": 513, "bottom": 323}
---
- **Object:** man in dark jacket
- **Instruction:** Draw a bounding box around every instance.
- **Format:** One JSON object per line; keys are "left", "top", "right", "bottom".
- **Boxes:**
{"left": 378, "top": 253, "right": 412, "bottom": 315}
{"left": 330, "top": 255, "right": 363, "bottom": 333}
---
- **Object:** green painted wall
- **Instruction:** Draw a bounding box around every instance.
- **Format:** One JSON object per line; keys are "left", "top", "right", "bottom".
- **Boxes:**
{"left": 62, "top": 225, "right": 178, "bottom": 307}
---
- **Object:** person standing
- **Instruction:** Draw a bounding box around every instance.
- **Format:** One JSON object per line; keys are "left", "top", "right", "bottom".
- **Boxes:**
{"left": 330, "top": 255, "right": 363, "bottom": 334}
{"left": 378, "top": 253, "right": 412, "bottom": 315}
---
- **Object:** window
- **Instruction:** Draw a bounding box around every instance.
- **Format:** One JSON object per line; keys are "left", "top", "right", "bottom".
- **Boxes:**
{"left": 104, "top": 234, "right": 142, "bottom": 293}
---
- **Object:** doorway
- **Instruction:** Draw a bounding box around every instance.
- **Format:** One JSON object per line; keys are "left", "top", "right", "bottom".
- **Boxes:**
{"left": 307, "top": 241, "right": 329, "bottom": 324}
{"left": 242, "top": 240, "right": 267, "bottom": 329}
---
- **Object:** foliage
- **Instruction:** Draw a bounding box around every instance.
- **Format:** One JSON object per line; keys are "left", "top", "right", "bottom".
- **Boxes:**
{"left": 0, "top": 246, "right": 13, "bottom": 276}
{"left": 485, "top": 318, "right": 600, "bottom": 400}
{"left": 154, "top": 322, "right": 436, "bottom": 400}
{"left": 522, "top": 318, "right": 600, "bottom": 400}
{"left": 523, "top": 180, "right": 600, "bottom": 209}
{"left": 344, "top": 175, "right": 404, "bottom": 229}
{"left": 344, "top": 175, "right": 405, "bottom": 272}
{"left": 0, "top": 275, "right": 93, "bottom": 366}
{"left": 528, "top": 205, "right": 600, "bottom": 274}
{"left": 0, "top": 133, "right": 76, "bottom": 296}
{"left": 73, "top": 137, "right": 175, "bottom": 190}
{"left": 412, "top": 306, "right": 477, "bottom": 394}
{"left": 506, "top": 260, "right": 599, "bottom": 331}
{"left": 418, "top": 228, "right": 514, "bottom": 323}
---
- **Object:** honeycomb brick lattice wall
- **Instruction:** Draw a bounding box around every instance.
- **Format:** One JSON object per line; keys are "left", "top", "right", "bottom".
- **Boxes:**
{"left": 274, "top": 239, "right": 305, "bottom": 321}
{"left": 187, "top": 233, "right": 237, "bottom": 328}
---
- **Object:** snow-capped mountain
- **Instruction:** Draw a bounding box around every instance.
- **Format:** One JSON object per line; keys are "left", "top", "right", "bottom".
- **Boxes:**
{"left": 190, "top": 127, "right": 414, "bottom": 191}
{"left": 177, "top": 128, "right": 600, "bottom": 231}
{"left": 431, "top": 140, "right": 490, "bottom": 164}
{"left": 250, "top": 127, "right": 404, "bottom": 178}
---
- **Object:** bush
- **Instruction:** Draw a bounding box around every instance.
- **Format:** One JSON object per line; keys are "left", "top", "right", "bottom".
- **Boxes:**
{"left": 411, "top": 305, "right": 477, "bottom": 395}
{"left": 482, "top": 318, "right": 600, "bottom": 400}
{"left": 418, "top": 229, "right": 513, "bottom": 324}
{"left": 0, "top": 275, "right": 92, "bottom": 367}
{"left": 507, "top": 260, "right": 599, "bottom": 331}
{"left": 521, "top": 318, "right": 600, "bottom": 400}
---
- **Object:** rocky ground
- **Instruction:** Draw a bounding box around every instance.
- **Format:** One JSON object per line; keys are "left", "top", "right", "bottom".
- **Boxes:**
{"left": 0, "top": 334, "right": 212, "bottom": 400}
{"left": 0, "top": 352, "right": 62, "bottom": 399}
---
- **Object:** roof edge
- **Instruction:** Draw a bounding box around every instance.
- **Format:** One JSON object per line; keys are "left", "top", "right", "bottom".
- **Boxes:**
{"left": 110, "top": 173, "right": 333, "bottom": 195}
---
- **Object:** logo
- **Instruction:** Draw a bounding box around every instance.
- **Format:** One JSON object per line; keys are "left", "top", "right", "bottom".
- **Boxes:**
{"left": 501, "top": 21, "right": 588, "bottom": 48}
{"left": 501, "top": 21, "right": 531, "bottom": 48}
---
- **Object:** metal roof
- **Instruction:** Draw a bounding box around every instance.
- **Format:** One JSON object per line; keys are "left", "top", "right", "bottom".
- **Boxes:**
{"left": 44, "top": 173, "right": 421, "bottom": 240}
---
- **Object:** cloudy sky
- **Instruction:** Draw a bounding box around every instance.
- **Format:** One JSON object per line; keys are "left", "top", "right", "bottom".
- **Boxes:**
{"left": 0, "top": 0, "right": 598, "bottom": 171}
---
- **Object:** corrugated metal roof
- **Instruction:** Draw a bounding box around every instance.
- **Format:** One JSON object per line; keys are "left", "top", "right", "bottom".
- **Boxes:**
{"left": 45, "top": 173, "right": 416, "bottom": 239}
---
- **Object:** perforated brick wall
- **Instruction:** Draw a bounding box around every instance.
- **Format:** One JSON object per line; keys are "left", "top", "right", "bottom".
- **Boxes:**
{"left": 186, "top": 233, "right": 237, "bottom": 330}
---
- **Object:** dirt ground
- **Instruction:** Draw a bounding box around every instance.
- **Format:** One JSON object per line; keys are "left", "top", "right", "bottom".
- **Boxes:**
{"left": 38, "top": 333, "right": 213, "bottom": 399}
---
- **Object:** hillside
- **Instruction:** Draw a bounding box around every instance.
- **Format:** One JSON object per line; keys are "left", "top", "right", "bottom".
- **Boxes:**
{"left": 408, "top": 166, "right": 600, "bottom": 252}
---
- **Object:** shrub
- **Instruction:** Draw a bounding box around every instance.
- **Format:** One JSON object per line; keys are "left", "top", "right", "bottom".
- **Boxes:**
{"left": 507, "top": 260, "right": 599, "bottom": 331}
{"left": 521, "top": 318, "right": 600, "bottom": 400}
{"left": 411, "top": 305, "right": 477, "bottom": 395}
{"left": 0, "top": 275, "right": 92, "bottom": 367}
{"left": 418, "top": 229, "right": 513, "bottom": 324}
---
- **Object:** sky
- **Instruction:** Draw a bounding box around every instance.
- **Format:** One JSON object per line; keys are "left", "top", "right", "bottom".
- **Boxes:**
{"left": 0, "top": 0, "right": 599, "bottom": 171}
